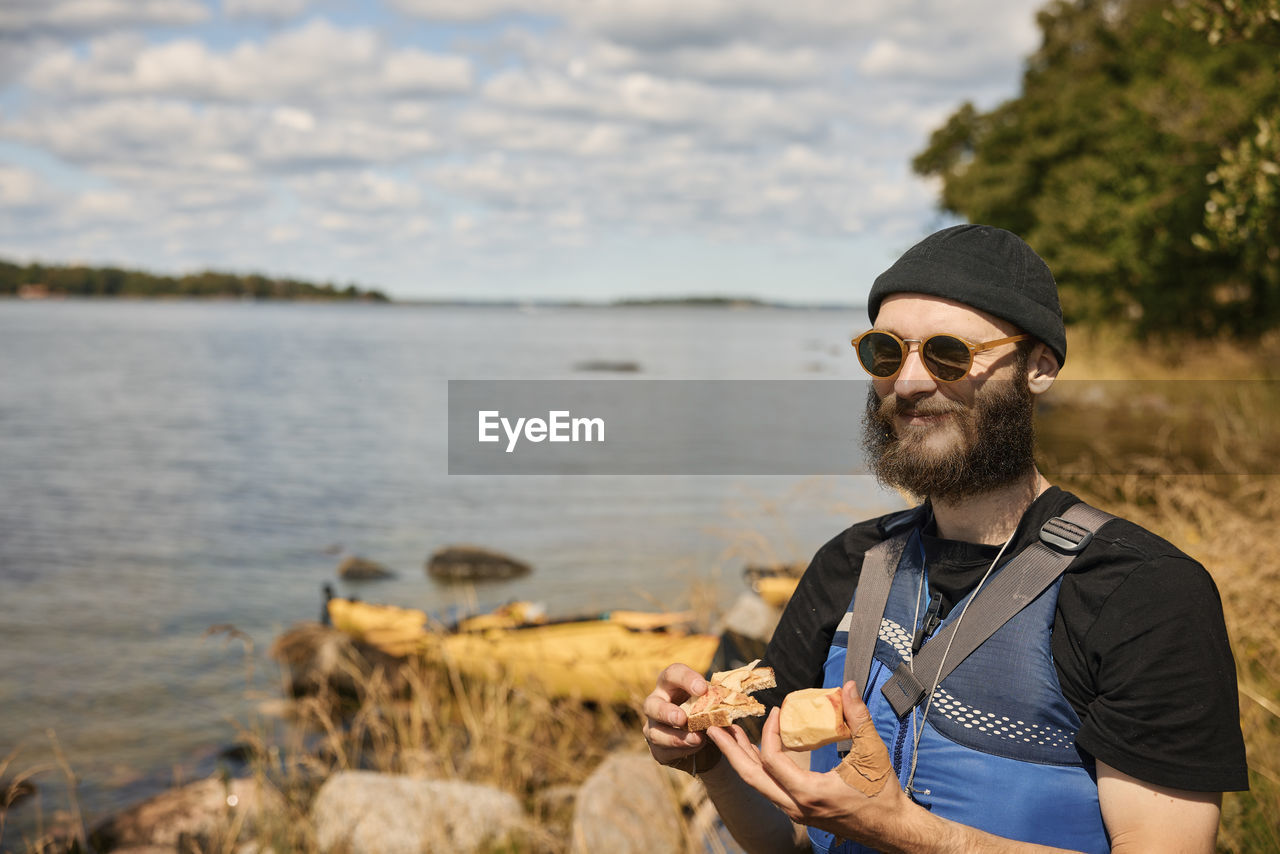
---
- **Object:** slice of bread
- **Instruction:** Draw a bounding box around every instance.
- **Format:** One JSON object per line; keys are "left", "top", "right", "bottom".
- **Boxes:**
{"left": 681, "top": 660, "right": 776, "bottom": 732}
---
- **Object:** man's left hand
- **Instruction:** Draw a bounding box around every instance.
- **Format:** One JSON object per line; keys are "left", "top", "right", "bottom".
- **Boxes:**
{"left": 707, "top": 681, "right": 919, "bottom": 849}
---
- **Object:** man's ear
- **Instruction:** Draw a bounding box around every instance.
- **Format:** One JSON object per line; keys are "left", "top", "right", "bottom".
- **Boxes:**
{"left": 1027, "top": 343, "right": 1060, "bottom": 394}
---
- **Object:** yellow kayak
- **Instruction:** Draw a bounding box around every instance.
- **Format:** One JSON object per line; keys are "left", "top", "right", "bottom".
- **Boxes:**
{"left": 327, "top": 597, "right": 720, "bottom": 703}
{"left": 755, "top": 576, "right": 801, "bottom": 608}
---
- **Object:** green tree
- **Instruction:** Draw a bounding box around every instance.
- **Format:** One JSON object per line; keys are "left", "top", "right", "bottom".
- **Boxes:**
{"left": 1174, "top": 0, "right": 1280, "bottom": 44}
{"left": 914, "top": 0, "right": 1280, "bottom": 336}
{"left": 0, "top": 260, "right": 22, "bottom": 294}
{"left": 1178, "top": 0, "right": 1280, "bottom": 330}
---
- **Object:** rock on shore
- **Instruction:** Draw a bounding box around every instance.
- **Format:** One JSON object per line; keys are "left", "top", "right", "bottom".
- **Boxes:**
{"left": 426, "top": 545, "right": 531, "bottom": 582}
{"left": 89, "top": 776, "right": 283, "bottom": 852}
{"left": 336, "top": 555, "right": 395, "bottom": 580}
{"left": 570, "top": 754, "right": 687, "bottom": 854}
{"left": 311, "top": 771, "right": 526, "bottom": 854}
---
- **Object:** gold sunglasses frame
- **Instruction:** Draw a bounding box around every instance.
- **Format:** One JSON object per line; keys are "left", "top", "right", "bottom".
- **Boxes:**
{"left": 851, "top": 330, "right": 1032, "bottom": 383}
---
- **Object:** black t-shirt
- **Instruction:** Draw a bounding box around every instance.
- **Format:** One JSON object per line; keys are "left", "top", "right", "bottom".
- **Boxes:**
{"left": 759, "top": 486, "right": 1249, "bottom": 793}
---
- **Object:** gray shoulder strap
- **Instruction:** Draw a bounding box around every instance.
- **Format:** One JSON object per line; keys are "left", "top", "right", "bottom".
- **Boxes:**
{"left": 880, "top": 501, "right": 1115, "bottom": 717}
{"left": 842, "top": 533, "right": 910, "bottom": 694}
{"left": 840, "top": 505, "right": 925, "bottom": 693}
{"left": 835, "top": 520, "right": 914, "bottom": 755}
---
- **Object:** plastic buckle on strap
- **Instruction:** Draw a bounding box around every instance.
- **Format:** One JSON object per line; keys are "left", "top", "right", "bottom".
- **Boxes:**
{"left": 882, "top": 663, "right": 929, "bottom": 717}
{"left": 1039, "top": 516, "right": 1094, "bottom": 554}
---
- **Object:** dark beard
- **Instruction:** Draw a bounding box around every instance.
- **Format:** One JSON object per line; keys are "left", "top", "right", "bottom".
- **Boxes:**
{"left": 860, "top": 373, "right": 1036, "bottom": 502}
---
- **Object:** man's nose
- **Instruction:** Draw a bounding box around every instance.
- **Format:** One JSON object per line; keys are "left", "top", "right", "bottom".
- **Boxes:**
{"left": 893, "top": 344, "right": 938, "bottom": 397}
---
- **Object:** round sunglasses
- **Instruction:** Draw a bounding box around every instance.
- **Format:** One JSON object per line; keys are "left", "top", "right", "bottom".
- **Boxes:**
{"left": 851, "top": 330, "right": 1031, "bottom": 383}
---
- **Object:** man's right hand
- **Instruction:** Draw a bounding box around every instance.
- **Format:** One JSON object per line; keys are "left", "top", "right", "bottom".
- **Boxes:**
{"left": 642, "top": 662, "right": 716, "bottom": 770}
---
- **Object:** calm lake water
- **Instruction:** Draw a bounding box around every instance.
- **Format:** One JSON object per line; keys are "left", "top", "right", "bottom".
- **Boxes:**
{"left": 0, "top": 300, "right": 900, "bottom": 840}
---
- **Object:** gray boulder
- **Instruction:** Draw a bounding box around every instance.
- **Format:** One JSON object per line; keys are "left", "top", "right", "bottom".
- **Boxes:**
{"left": 571, "top": 753, "right": 686, "bottom": 854}
{"left": 573, "top": 359, "right": 641, "bottom": 373}
{"left": 336, "top": 555, "right": 395, "bottom": 580}
{"left": 721, "top": 591, "right": 783, "bottom": 644}
{"left": 89, "top": 776, "right": 283, "bottom": 851}
{"left": 311, "top": 771, "right": 526, "bottom": 854}
{"left": 426, "top": 545, "right": 531, "bottom": 582}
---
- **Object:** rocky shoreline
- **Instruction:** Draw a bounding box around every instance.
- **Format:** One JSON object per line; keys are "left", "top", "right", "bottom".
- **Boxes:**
{"left": 5, "top": 556, "right": 797, "bottom": 854}
{"left": 22, "top": 753, "right": 709, "bottom": 854}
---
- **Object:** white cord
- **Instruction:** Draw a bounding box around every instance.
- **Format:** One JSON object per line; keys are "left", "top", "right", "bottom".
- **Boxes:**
{"left": 904, "top": 529, "right": 1016, "bottom": 796}
{"left": 908, "top": 567, "right": 926, "bottom": 676}
{"left": 906, "top": 565, "right": 926, "bottom": 771}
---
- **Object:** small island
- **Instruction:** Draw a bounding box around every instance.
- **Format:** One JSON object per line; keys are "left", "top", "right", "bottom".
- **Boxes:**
{"left": 0, "top": 259, "right": 390, "bottom": 302}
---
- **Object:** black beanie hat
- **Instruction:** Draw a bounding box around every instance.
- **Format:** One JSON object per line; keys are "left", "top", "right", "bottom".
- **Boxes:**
{"left": 866, "top": 224, "right": 1067, "bottom": 367}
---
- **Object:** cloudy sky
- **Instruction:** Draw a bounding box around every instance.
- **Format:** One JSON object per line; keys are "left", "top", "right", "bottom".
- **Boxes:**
{"left": 0, "top": 0, "right": 1045, "bottom": 302}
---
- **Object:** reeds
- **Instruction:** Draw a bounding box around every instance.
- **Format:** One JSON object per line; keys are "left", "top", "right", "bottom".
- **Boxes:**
{"left": 220, "top": 627, "right": 699, "bottom": 854}
{"left": 1043, "top": 469, "right": 1280, "bottom": 852}
{"left": 1047, "top": 328, "right": 1280, "bottom": 853}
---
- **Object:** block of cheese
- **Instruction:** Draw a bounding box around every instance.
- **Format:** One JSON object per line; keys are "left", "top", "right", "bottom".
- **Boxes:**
{"left": 779, "top": 687, "right": 852, "bottom": 751}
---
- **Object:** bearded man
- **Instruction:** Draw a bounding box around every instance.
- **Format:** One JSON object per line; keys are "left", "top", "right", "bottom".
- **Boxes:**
{"left": 643, "top": 225, "right": 1248, "bottom": 853}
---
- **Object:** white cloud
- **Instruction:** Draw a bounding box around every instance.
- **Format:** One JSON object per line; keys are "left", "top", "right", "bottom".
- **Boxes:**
{"left": 4, "top": 100, "right": 443, "bottom": 208}
{"left": 293, "top": 171, "right": 423, "bottom": 213}
{"left": 479, "top": 66, "right": 835, "bottom": 143}
{"left": 452, "top": 108, "right": 630, "bottom": 155}
{"left": 392, "top": 0, "right": 1023, "bottom": 55}
{"left": 73, "top": 187, "right": 140, "bottom": 219}
{"left": 536, "top": 37, "right": 826, "bottom": 87}
{"left": 433, "top": 154, "right": 564, "bottom": 208}
{"left": 393, "top": 0, "right": 881, "bottom": 45}
{"left": 287, "top": 171, "right": 435, "bottom": 246}
{"left": 416, "top": 131, "right": 922, "bottom": 248}
{"left": 0, "top": 0, "right": 209, "bottom": 37}
{"left": 0, "top": 35, "right": 59, "bottom": 88}
{"left": 0, "top": 164, "right": 53, "bottom": 208}
{"left": 657, "top": 43, "right": 826, "bottom": 85}
{"left": 25, "top": 19, "right": 474, "bottom": 102}
{"left": 7, "top": 99, "right": 247, "bottom": 171}
{"left": 571, "top": 0, "right": 881, "bottom": 48}
{"left": 222, "top": 0, "right": 309, "bottom": 21}
{"left": 382, "top": 49, "right": 473, "bottom": 95}
{"left": 389, "top": 0, "right": 569, "bottom": 23}
{"left": 255, "top": 117, "right": 440, "bottom": 167}
{"left": 272, "top": 106, "right": 316, "bottom": 132}
{"left": 267, "top": 224, "right": 302, "bottom": 244}
{"left": 859, "top": 39, "right": 945, "bottom": 79}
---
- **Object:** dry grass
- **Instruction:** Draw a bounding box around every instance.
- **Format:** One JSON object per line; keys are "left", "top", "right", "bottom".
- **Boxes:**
{"left": 1044, "top": 327, "right": 1280, "bottom": 853}
{"left": 1044, "top": 467, "right": 1280, "bottom": 853}
{"left": 231, "top": 627, "right": 735, "bottom": 854}
{"left": 223, "top": 637, "right": 657, "bottom": 854}
{"left": 1061, "top": 325, "right": 1280, "bottom": 380}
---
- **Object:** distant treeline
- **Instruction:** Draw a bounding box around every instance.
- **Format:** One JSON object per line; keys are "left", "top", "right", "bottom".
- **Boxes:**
{"left": 613, "top": 296, "right": 770, "bottom": 308}
{"left": 0, "top": 259, "right": 390, "bottom": 302}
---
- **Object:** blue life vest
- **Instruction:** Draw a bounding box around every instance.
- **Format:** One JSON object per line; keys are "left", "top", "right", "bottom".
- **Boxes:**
{"left": 807, "top": 528, "right": 1110, "bottom": 854}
